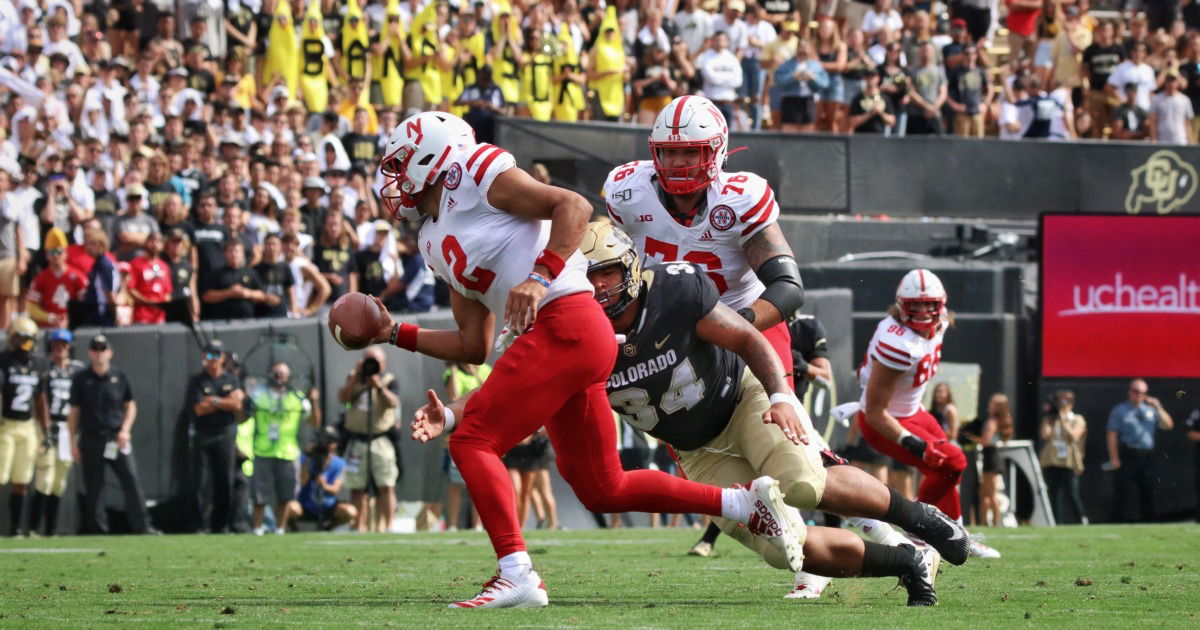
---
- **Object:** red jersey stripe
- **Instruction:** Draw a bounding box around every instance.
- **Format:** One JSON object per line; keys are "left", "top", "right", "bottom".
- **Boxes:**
{"left": 740, "top": 185, "right": 774, "bottom": 222}
{"left": 740, "top": 190, "right": 775, "bottom": 236}
{"left": 877, "top": 341, "right": 911, "bottom": 358}
{"left": 473, "top": 148, "right": 506, "bottom": 185}
{"left": 465, "top": 144, "right": 495, "bottom": 171}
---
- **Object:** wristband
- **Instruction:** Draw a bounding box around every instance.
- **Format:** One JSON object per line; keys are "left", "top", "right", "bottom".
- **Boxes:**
{"left": 394, "top": 322, "right": 419, "bottom": 351}
{"left": 443, "top": 407, "right": 457, "bottom": 433}
{"left": 897, "top": 429, "right": 913, "bottom": 445}
{"left": 527, "top": 272, "right": 551, "bottom": 289}
{"left": 534, "top": 249, "right": 566, "bottom": 279}
{"left": 768, "top": 392, "right": 803, "bottom": 413}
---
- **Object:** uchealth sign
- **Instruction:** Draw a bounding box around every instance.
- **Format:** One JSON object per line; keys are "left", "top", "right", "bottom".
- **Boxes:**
{"left": 1042, "top": 214, "right": 1200, "bottom": 378}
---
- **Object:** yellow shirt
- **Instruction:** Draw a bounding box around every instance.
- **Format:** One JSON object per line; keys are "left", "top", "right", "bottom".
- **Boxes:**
{"left": 337, "top": 99, "right": 379, "bottom": 134}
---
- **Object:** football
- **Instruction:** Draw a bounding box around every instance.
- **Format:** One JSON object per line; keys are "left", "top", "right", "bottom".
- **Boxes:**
{"left": 328, "top": 293, "right": 383, "bottom": 350}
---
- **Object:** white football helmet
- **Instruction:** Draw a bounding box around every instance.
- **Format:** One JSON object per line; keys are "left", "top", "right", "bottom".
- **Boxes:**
{"left": 649, "top": 95, "right": 729, "bottom": 194}
{"left": 895, "top": 269, "right": 947, "bottom": 332}
{"left": 379, "top": 111, "right": 475, "bottom": 221}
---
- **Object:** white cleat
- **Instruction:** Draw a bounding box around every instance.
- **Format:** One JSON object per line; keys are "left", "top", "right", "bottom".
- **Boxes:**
{"left": 688, "top": 541, "right": 713, "bottom": 557}
{"left": 969, "top": 539, "right": 1002, "bottom": 559}
{"left": 448, "top": 569, "right": 549, "bottom": 609}
{"left": 743, "top": 476, "right": 805, "bottom": 573}
{"left": 784, "top": 572, "right": 831, "bottom": 599}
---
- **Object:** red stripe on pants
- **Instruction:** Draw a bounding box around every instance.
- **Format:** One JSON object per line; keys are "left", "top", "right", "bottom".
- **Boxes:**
{"left": 760, "top": 320, "right": 794, "bottom": 390}
{"left": 856, "top": 409, "right": 967, "bottom": 520}
{"left": 449, "top": 293, "right": 724, "bottom": 559}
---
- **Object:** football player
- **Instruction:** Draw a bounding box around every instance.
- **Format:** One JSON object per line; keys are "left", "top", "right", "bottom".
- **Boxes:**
{"left": 0, "top": 318, "right": 47, "bottom": 536}
{"left": 855, "top": 269, "right": 1000, "bottom": 558}
{"left": 367, "top": 111, "right": 803, "bottom": 609}
{"left": 27, "top": 329, "right": 84, "bottom": 536}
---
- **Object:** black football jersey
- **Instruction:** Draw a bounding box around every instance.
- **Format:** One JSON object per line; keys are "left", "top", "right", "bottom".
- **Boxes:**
{"left": 788, "top": 314, "right": 829, "bottom": 398}
{"left": 0, "top": 351, "right": 46, "bottom": 420}
{"left": 44, "top": 359, "right": 86, "bottom": 421}
{"left": 606, "top": 262, "right": 745, "bottom": 451}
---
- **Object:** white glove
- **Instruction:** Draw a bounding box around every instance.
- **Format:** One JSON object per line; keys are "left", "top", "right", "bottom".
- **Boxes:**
{"left": 812, "top": 374, "right": 832, "bottom": 389}
{"left": 493, "top": 327, "right": 518, "bottom": 355}
{"left": 831, "top": 402, "right": 861, "bottom": 428}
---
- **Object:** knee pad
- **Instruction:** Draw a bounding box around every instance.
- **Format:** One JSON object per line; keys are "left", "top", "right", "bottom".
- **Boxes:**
{"left": 780, "top": 477, "right": 823, "bottom": 511}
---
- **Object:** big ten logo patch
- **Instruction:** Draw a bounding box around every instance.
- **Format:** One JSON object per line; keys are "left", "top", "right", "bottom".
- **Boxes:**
{"left": 1126, "top": 150, "right": 1198, "bottom": 215}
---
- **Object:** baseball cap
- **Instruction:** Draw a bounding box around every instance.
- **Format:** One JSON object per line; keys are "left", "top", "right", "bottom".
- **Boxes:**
{"left": 166, "top": 227, "right": 190, "bottom": 242}
{"left": 303, "top": 176, "right": 327, "bottom": 191}
{"left": 727, "top": 0, "right": 745, "bottom": 12}
{"left": 219, "top": 133, "right": 245, "bottom": 147}
{"left": 951, "top": 17, "right": 967, "bottom": 28}
{"left": 373, "top": 219, "right": 392, "bottom": 233}
{"left": 168, "top": 67, "right": 188, "bottom": 78}
{"left": 203, "top": 339, "right": 225, "bottom": 356}
{"left": 1064, "top": 6, "right": 1080, "bottom": 17}
{"left": 89, "top": 334, "right": 110, "bottom": 351}
{"left": 48, "top": 329, "right": 73, "bottom": 345}
{"left": 125, "top": 183, "right": 147, "bottom": 198}
{"left": 782, "top": 20, "right": 801, "bottom": 33}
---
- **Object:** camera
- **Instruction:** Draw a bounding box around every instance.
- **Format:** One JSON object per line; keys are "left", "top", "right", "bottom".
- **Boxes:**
{"left": 360, "top": 357, "right": 381, "bottom": 381}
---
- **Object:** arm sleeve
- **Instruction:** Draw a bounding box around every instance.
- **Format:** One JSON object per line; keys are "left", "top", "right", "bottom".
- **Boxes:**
{"left": 1106, "top": 405, "right": 1122, "bottom": 431}
{"left": 121, "top": 373, "right": 134, "bottom": 403}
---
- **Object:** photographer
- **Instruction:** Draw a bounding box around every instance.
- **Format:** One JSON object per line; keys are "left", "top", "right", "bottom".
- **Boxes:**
{"left": 1039, "top": 390, "right": 1088, "bottom": 525}
{"left": 336, "top": 347, "right": 400, "bottom": 533}
{"left": 248, "top": 361, "right": 313, "bottom": 535}
{"left": 284, "top": 426, "right": 357, "bottom": 531}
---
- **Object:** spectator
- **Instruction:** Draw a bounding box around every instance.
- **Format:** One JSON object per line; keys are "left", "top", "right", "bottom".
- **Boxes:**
{"left": 1039, "top": 389, "right": 1088, "bottom": 525}
{"left": 440, "top": 360, "right": 490, "bottom": 532}
{"left": 813, "top": 18, "right": 847, "bottom": 133}
{"left": 282, "top": 232, "right": 330, "bottom": 318}
{"left": 1180, "top": 33, "right": 1200, "bottom": 143}
{"left": 1111, "top": 82, "right": 1150, "bottom": 140}
{"left": 457, "top": 66, "right": 507, "bottom": 144}
{"left": 390, "top": 229, "right": 435, "bottom": 313}
{"left": 1149, "top": 72, "right": 1194, "bottom": 144}
{"left": 878, "top": 41, "right": 910, "bottom": 135}
{"left": 1107, "top": 379, "right": 1174, "bottom": 522}
{"left": 848, "top": 69, "right": 897, "bottom": 134}
{"left": 632, "top": 44, "right": 679, "bottom": 125}
{"left": 1107, "top": 42, "right": 1156, "bottom": 113}
{"left": 163, "top": 229, "right": 200, "bottom": 323}
{"left": 248, "top": 361, "right": 313, "bottom": 536}
{"left": 186, "top": 339, "right": 246, "bottom": 534}
{"left": 313, "top": 211, "right": 356, "bottom": 304}
{"left": 863, "top": 0, "right": 904, "bottom": 39}
{"left": 126, "top": 231, "right": 173, "bottom": 325}
{"left": 698, "top": 30, "right": 743, "bottom": 127}
{"left": 200, "top": 239, "right": 274, "bottom": 321}
{"left": 0, "top": 318, "right": 40, "bottom": 536}
{"left": 337, "top": 347, "right": 400, "bottom": 533}
{"left": 947, "top": 44, "right": 989, "bottom": 138}
{"left": 929, "top": 383, "right": 962, "bottom": 441}
{"left": 76, "top": 228, "right": 121, "bottom": 328}
{"left": 224, "top": 205, "right": 261, "bottom": 267}
{"left": 674, "top": 0, "right": 714, "bottom": 57}
{"left": 253, "top": 233, "right": 295, "bottom": 319}
{"left": 112, "top": 183, "right": 160, "bottom": 262}
{"left": 0, "top": 172, "right": 27, "bottom": 325}
{"left": 774, "top": 39, "right": 828, "bottom": 133}
{"left": 27, "top": 329, "right": 84, "bottom": 536}
{"left": 285, "top": 426, "right": 357, "bottom": 531}
{"left": 1049, "top": 7, "right": 1092, "bottom": 105}
{"left": 68, "top": 334, "right": 155, "bottom": 535}
{"left": 906, "top": 42, "right": 947, "bottom": 135}
{"left": 27, "top": 228, "right": 87, "bottom": 329}
{"left": 1006, "top": 0, "right": 1042, "bottom": 62}
{"left": 962, "top": 393, "right": 1013, "bottom": 527}
{"left": 352, "top": 220, "right": 397, "bottom": 301}
{"left": 191, "top": 193, "right": 231, "bottom": 276}
{"left": 1082, "top": 21, "right": 1126, "bottom": 138}
{"left": 741, "top": 5, "right": 776, "bottom": 129}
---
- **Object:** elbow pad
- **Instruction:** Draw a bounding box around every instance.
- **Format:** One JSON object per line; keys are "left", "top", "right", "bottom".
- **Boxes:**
{"left": 755, "top": 255, "right": 805, "bottom": 320}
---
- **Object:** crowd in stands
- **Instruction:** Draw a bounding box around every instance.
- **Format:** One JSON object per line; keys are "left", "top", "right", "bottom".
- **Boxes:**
{"left": 0, "top": 0, "right": 1196, "bottom": 330}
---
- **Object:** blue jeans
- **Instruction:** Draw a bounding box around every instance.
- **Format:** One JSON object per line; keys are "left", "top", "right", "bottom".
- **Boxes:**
{"left": 740, "top": 57, "right": 765, "bottom": 129}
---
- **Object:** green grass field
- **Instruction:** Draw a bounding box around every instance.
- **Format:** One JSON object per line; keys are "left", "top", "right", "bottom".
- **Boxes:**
{"left": 1, "top": 524, "right": 1197, "bottom": 628}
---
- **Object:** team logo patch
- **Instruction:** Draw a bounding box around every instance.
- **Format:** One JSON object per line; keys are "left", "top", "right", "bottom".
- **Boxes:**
{"left": 623, "top": 343, "right": 637, "bottom": 357}
{"left": 444, "top": 162, "right": 463, "bottom": 190}
{"left": 710, "top": 205, "right": 736, "bottom": 231}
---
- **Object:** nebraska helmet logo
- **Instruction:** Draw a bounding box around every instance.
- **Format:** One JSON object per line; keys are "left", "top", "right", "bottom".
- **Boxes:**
{"left": 444, "top": 162, "right": 462, "bottom": 190}
{"left": 710, "top": 205, "right": 736, "bottom": 231}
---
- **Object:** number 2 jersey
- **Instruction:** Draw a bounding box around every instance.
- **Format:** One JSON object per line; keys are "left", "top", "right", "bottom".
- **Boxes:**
{"left": 602, "top": 161, "right": 781, "bottom": 311}
{"left": 0, "top": 350, "right": 47, "bottom": 420}
{"left": 856, "top": 315, "right": 945, "bottom": 418}
{"left": 418, "top": 143, "right": 592, "bottom": 316}
{"left": 606, "top": 262, "right": 744, "bottom": 451}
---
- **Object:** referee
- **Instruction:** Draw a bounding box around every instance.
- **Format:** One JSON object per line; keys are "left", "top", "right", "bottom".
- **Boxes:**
{"left": 67, "top": 334, "right": 154, "bottom": 534}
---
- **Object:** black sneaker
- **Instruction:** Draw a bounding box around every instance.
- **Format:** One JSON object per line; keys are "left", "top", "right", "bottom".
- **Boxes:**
{"left": 910, "top": 503, "right": 969, "bottom": 566}
{"left": 898, "top": 544, "right": 939, "bottom": 607}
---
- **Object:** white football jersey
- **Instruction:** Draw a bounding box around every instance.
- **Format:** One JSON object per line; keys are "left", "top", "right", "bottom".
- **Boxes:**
{"left": 602, "top": 160, "right": 780, "bottom": 311}
{"left": 418, "top": 143, "right": 592, "bottom": 317}
{"left": 857, "top": 315, "right": 946, "bottom": 418}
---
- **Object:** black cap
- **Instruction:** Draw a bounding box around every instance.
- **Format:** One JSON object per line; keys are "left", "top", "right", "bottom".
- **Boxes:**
{"left": 315, "top": 425, "right": 340, "bottom": 449}
{"left": 203, "top": 339, "right": 225, "bottom": 356}
{"left": 89, "top": 334, "right": 110, "bottom": 351}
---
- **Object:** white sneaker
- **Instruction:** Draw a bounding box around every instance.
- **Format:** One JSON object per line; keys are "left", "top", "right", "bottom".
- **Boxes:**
{"left": 743, "top": 476, "right": 805, "bottom": 573}
{"left": 274, "top": 527, "right": 286, "bottom": 535}
{"left": 448, "top": 569, "right": 549, "bottom": 609}
{"left": 253, "top": 526, "right": 266, "bottom": 536}
{"left": 688, "top": 541, "right": 713, "bottom": 557}
{"left": 784, "top": 572, "right": 831, "bottom": 599}
{"left": 969, "top": 540, "right": 1002, "bottom": 559}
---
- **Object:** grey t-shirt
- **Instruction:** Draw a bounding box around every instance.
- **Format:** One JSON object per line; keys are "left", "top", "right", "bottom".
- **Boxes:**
{"left": 1151, "top": 92, "right": 1194, "bottom": 145}
{"left": 0, "top": 197, "right": 19, "bottom": 259}
{"left": 112, "top": 212, "right": 161, "bottom": 261}
{"left": 908, "top": 64, "right": 947, "bottom": 116}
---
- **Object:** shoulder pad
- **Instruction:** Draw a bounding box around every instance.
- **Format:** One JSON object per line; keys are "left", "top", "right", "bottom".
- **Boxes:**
{"left": 712, "top": 172, "right": 778, "bottom": 242}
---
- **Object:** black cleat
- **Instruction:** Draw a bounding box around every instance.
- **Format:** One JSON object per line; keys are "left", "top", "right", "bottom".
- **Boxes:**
{"left": 910, "top": 503, "right": 970, "bottom": 566}
{"left": 899, "top": 544, "right": 939, "bottom": 607}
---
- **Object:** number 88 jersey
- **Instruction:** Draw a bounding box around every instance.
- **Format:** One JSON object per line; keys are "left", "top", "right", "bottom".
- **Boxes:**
{"left": 0, "top": 351, "right": 46, "bottom": 421}
{"left": 856, "top": 315, "right": 946, "bottom": 418}
{"left": 602, "top": 161, "right": 781, "bottom": 311}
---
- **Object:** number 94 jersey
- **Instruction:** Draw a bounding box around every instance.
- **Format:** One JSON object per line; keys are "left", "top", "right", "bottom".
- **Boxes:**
{"left": 602, "top": 161, "right": 780, "bottom": 311}
{"left": 0, "top": 350, "right": 47, "bottom": 421}
{"left": 605, "top": 262, "right": 745, "bottom": 451}
{"left": 856, "top": 315, "right": 945, "bottom": 418}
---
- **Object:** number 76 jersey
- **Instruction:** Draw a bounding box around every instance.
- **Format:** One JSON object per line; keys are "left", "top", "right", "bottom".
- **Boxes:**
{"left": 602, "top": 161, "right": 780, "bottom": 311}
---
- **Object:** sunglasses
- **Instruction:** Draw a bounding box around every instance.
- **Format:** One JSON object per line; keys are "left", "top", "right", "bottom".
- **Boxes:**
{"left": 204, "top": 352, "right": 222, "bottom": 360}
{"left": 47, "top": 248, "right": 64, "bottom": 256}
{"left": 89, "top": 345, "right": 109, "bottom": 352}
{"left": 271, "top": 371, "right": 287, "bottom": 380}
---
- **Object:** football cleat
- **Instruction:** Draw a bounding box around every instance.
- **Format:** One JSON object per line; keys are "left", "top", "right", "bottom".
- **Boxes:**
{"left": 969, "top": 539, "right": 1002, "bottom": 559}
{"left": 784, "top": 572, "right": 831, "bottom": 600}
{"left": 898, "top": 544, "right": 939, "bottom": 607}
{"left": 448, "top": 570, "right": 549, "bottom": 609}
{"left": 743, "top": 476, "right": 805, "bottom": 573}
{"left": 688, "top": 541, "right": 713, "bottom": 558}
{"left": 909, "top": 503, "right": 970, "bottom": 566}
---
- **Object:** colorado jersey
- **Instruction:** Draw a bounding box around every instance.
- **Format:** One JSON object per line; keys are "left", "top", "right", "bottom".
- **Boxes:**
{"left": 44, "top": 359, "right": 86, "bottom": 421}
{"left": 0, "top": 351, "right": 46, "bottom": 421}
{"left": 603, "top": 160, "right": 780, "bottom": 311}
{"left": 606, "top": 262, "right": 744, "bottom": 451}
{"left": 857, "top": 315, "right": 945, "bottom": 418}
{"left": 419, "top": 143, "right": 592, "bottom": 316}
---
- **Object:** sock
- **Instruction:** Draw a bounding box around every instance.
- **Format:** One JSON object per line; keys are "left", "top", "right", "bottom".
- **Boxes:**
{"left": 8, "top": 492, "right": 25, "bottom": 536}
{"left": 847, "top": 517, "right": 910, "bottom": 547}
{"left": 883, "top": 487, "right": 926, "bottom": 532}
{"left": 858, "top": 541, "right": 916, "bottom": 578}
{"left": 699, "top": 521, "right": 721, "bottom": 545}
{"left": 720, "top": 487, "right": 751, "bottom": 523}
{"left": 498, "top": 551, "right": 533, "bottom": 579}
{"left": 44, "top": 495, "right": 60, "bottom": 536}
{"left": 28, "top": 492, "right": 45, "bottom": 535}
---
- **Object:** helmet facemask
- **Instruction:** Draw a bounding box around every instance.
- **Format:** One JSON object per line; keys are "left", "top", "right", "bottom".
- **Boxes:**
{"left": 589, "top": 255, "right": 641, "bottom": 319}
{"left": 380, "top": 146, "right": 430, "bottom": 221}
{"left": 899, "top": 297, "right": 946, "bottom": 332}
{"left": 650, "top": 136, "right": 722, "bottom": 195}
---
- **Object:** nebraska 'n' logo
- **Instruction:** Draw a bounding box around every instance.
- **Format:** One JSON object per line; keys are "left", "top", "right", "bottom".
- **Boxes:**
{"left": 710, "top": 204, "right": 735, "bottom": 231}
{"left": 444, "top": 162, "right": 462, "bottom": 190}
{"left": 406, "top": 119, "right": 424, "bottom": 145}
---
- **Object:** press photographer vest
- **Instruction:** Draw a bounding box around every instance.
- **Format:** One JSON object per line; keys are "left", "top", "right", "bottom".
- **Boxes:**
{"left": 343, "top": 373, "right": 397, "bottom": 436}
{"left": 251, "top": 387, "right": 309, "bottom": 460}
